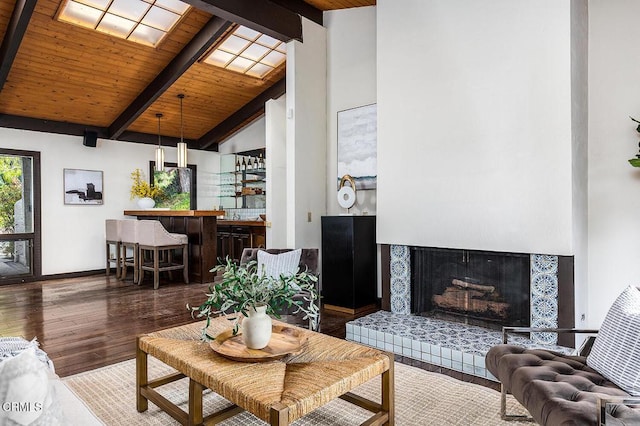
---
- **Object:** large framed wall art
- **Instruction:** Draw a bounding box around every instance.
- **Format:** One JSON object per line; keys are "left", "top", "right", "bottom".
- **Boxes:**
{"left": 337, "top": 103, "right": 377, "bottom": 190}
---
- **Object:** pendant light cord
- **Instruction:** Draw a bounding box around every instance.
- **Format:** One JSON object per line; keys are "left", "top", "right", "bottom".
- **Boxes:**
{"left": 179, "top": 94, "right": 184, "bottom": 143}
{"left": 156, "top": 113, "right": 163, "bottom": 147}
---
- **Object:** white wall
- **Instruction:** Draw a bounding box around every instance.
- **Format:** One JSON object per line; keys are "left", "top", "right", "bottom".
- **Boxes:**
{"left": 325, "top": 6, "right": 377, "bottom": 216}
{"left": 588, "top": 0, "right": 640, "bottom": 325}
{"left": 0, "top": 127, "right": 219, "bottom": 275}
{"left": 218, "top": 117, "right": 266, "bottom": 154}
{"left": 286, "top": 18, "right": 327, "bottom": 249}
{"left": 377, "top": 0, "right": 576, "bottom": 255}
{"left": 265, "top": 95, "right": 287, "bottom": 248}
{"left": 571, "top": 0, "right": 589, "bottom": 327}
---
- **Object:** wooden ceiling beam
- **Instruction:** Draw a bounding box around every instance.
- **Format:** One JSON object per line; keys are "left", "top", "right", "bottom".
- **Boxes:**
{"left": 0, "top": 114, "right": 198, "bottom": 147}
{"left": 0, "top": 0, "right": 38, "bottom": 92}
{"left": 108, "top": 17, "right": 233, "bottom": 140}
{"left": 197, "top": 77, "right": 286, "bottom": 151}
{"left": 269, "top": 0, "right": 323, "bottom": 25}
{"left": 182, "top": 0, "right": 303, "bottom": 42}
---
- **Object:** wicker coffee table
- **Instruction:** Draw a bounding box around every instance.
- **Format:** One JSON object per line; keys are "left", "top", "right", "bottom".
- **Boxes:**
{"left": 136, "top": 317, "right": 394, "bottom": 425}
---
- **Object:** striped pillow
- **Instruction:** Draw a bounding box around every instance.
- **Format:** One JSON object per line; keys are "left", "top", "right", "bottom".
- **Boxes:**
{"left": 587, "top": 285, "right": 640, "bottom": 396}
{"left": 257, "top": 249, "right": 302, "bottom": 281}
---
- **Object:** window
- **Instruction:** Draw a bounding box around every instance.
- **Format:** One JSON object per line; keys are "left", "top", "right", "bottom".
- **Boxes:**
{"left": 202, "top": 25, "right": 286, "bottom": 78}
{"left": 56, "top": 0, "right": 190, "bottom": 47}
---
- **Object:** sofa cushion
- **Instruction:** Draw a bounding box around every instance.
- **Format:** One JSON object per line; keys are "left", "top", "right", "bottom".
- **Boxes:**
{"left": 587, "top": 285, "right": 640, "bottom": 397}
{"left": 257, "top": 248, "right": 302, "bottom": 279}
{"left": 240, "top": 248, "right": 319, "bottom": 275}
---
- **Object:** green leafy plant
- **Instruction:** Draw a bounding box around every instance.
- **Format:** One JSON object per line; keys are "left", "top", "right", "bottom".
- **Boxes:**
{"left": 130, "top": 168, "right": 161, "bottom": 200}
{"left": 188, "top": 257, "right": 319, "bottom": 340}
{"left": 629, "top": 117, "right": 640, "bottom": 167}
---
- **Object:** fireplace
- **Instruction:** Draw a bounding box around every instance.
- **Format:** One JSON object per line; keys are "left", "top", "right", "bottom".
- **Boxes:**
{"left": 386, "top": 245, "right": 575, "bottom": 347}
{"left": 342, "top": 245, "right": 576, "bottom": 381}
{"left": 411, "top": 247, "right": 530, "bottom": 328}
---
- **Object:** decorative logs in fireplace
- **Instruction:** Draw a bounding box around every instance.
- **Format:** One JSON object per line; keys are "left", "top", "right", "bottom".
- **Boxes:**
{"left": 432, "top": 278, "right": 510, "bottom": 319}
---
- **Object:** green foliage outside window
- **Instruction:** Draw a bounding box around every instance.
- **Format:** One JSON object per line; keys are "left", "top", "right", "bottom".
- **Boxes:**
{"left": 153, "top": 168, "right": 191, "bottom": 210}
{"left": 0, "top": 157, "right": 23, "bottom": 233}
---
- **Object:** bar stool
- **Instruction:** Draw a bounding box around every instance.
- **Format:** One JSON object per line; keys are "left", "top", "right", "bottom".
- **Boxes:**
{"left": 136, "top": 220, "right": 189, "bottom": 289}
{"left": 119, "top": 219, "right": 139, "bottom": 284}
{"left": 105, "top": 219, "right": 121, "bottom": 278}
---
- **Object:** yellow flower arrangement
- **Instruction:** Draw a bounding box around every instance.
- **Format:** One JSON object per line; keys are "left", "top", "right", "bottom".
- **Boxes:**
{"left": 130, "top": 168, "right": 161, "bottom": 200}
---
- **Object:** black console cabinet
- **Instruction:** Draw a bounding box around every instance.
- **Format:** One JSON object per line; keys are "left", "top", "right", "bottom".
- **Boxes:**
{"left": 321, "top": 216, "right": 377, "bottom": 313}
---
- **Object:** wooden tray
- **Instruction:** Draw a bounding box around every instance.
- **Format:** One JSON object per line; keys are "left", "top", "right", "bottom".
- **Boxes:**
{"left": 210, "top": 324, "right": 308, "bottom": 362}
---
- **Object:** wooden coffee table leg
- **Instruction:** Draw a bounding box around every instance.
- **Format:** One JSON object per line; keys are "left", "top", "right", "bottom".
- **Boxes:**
{"left": 136, "top": 337, "right": 148, "bottom": 412}
{"left": 188, "top": 379, "right": 204, "bottom": 426}
{"left": 270, "top": 402, "right": 289, "bottom": 425}
{"left": 382, "top": 352, "right": 395, "bottom": 426}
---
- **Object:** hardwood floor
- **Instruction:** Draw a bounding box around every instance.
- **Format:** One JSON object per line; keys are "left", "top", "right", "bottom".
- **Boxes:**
{"left": 0, "top": 273, "right": 499, "bottom": 391}
{"left": 0, "top": 274, "right": 360, "bottom": 377}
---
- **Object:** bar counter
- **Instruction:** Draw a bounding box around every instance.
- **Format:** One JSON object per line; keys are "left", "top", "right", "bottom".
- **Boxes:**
{"left": 124, "top": 210, "right": 224, "bottom": 283}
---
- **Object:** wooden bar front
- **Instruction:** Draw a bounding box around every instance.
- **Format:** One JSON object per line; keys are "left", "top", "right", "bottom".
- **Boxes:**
{"left": 124, "top": 210, "right": 223, "bottom": 284}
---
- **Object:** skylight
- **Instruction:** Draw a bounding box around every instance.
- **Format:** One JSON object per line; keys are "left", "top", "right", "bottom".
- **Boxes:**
{"left": 202, "top": 25, "right": 286, "bottom": 79}
{"left": 57, "top": 0, "right": 190, "bottom": 47}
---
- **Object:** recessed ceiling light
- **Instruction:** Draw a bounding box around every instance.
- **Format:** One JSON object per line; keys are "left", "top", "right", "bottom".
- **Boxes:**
{"left": 56, "top": 0, "right": 190, "bottom": 47}
{"left": 202, "top": 25, "right": 287, "bottom": 79}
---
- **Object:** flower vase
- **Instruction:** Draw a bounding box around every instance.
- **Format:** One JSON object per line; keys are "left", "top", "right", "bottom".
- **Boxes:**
{"left": 137, "top": 197, "right": 155, "bottom": 209}
{"left": 242, "top": 305, "right": 272, "bottom": 349}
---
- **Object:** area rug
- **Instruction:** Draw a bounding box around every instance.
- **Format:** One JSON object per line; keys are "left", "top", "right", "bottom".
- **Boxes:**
{"left": 62, "top": 358, "right": 534, "bottom": 425}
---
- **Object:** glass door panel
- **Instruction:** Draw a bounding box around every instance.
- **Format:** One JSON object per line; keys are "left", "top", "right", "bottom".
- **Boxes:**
{"left": 0, "top": 150, "right": 40, "bottom": 282}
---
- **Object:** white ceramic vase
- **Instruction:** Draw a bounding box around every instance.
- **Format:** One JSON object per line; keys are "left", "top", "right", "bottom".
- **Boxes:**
{"left": 242, "top": 305, "right": 272, "bottom": 349}
{"left": 137, "top": 197, "right": 155, "bottom": 209}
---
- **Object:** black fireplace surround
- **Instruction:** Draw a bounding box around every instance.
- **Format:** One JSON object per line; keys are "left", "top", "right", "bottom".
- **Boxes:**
{"left": 411, "top": 247, "right": 531, "bottom": 327}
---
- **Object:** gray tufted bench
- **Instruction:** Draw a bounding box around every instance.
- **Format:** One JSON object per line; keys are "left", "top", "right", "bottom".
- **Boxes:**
{"left": 486, "top": 331, "right": 640, "bottom": 425}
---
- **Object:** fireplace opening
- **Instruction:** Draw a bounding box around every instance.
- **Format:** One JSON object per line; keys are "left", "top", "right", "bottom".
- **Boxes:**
{"left": 410, "top": 247, "right": 531, "bottom": 328}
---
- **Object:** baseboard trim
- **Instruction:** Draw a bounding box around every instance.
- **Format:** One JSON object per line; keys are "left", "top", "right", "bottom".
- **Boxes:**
{"left": 323, "top": 303, "right": 377, "bottom": 315}
{"left": 39, "top": 269, "right": 106, "bottom": 281}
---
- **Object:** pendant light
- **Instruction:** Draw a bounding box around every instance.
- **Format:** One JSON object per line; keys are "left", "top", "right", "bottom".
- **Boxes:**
{"left": 155, "top": 113, "right": 165, "bottom": 172}
{"left": 177, "top": 94, "right": 187, "bottom": 168}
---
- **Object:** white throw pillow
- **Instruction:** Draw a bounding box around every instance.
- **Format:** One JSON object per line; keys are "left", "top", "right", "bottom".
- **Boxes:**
{"left": 587, "top": 285, "right": 640, "bottom": 396}
{"left": 0, "top": 346, "right": 65, "bottom": 425}
{"left": 257, "top": 249, "right": 302, "bottom": 282}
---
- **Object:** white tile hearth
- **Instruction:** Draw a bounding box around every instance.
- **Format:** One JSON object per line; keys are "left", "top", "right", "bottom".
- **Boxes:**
{"left": 346, "top": 310, "right": 572, "bottom": 381}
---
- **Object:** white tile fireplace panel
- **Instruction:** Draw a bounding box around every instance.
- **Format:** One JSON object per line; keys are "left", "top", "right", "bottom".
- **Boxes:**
{"left": 347, "top": 310, "right": 571, "bottom": 380}
{"left": 530, "top": 254, "right": 559, "bottom": 345}
{"left": 389, "top": 245, "right": 411, "bottom": 314}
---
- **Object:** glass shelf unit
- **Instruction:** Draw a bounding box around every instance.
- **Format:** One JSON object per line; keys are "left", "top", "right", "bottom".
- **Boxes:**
{"left": 218, "top": 154, "right": 266, "bottom": 209}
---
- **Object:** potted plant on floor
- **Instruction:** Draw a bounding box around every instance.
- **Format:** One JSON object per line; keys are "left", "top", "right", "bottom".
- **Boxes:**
{"left": 188, "top": 258, "right": 319, "bottom": 349}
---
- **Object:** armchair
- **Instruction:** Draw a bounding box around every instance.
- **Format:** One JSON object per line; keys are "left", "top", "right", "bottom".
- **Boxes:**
{"left": 239, "top": 248, "right": 320, "bottom": 330}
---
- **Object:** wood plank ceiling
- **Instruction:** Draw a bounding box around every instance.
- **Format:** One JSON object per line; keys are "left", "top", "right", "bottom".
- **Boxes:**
{"left": 0, "top": 0, "right": 375, "bottom": 151}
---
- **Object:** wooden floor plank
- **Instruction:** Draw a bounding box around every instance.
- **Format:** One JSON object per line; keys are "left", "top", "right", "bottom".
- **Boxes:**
{"left": 0, "top": 274, "right": 355, "bottom": 377}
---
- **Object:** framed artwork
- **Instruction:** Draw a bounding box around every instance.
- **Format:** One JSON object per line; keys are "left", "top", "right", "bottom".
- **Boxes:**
{"left": 337, "top": 103, "right": 377, "bottom": 190}
{"left": 149, "top": 162, "right": 197, "bottom": 210}
{"left": 64, "top": 168, "right": 103, "bottom": 205}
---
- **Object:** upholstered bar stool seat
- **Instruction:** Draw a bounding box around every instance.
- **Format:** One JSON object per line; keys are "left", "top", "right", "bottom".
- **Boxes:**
{"left": 119, "top": 219, "right": 139, "bottom": 284}
{"left": 136, "top": 220, "right": 189, "bottom": 290}
{"left": 105, "top": 219, "right": 121, "bottom": 278}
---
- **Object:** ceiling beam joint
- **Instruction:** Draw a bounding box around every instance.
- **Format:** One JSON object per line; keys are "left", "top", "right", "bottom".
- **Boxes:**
{"left": 182, "top": 0, "right": 303, "bottom": 42}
